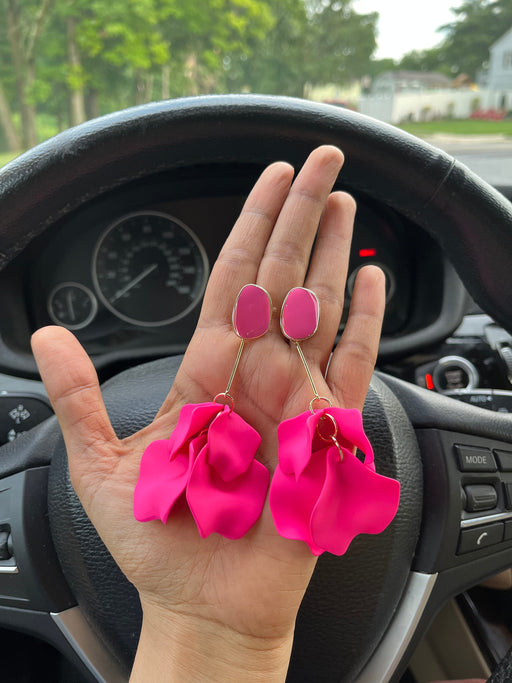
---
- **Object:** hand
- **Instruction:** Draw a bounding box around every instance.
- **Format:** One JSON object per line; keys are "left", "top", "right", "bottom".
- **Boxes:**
{"left": 31, "top": 146, "right": 385, "bottom": 682}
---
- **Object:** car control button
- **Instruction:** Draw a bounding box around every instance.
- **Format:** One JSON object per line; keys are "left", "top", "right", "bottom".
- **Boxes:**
{"left": 433, "top": 356, "right": 479, "bottom": 393}
{"left": 491, "top": 393, "right": 512, "bottom": 414}
{"left": 504, "top": 483, "right": 512, "bottom": 509}
{"left": 0, "top": 396, "right": 53, "bottom": 446}
{"left": 494, "top": 449, "right": 512, "bottom": 472}
{"left": 0, "top": 530, "right": 12, "bottom": 561}
{"left": 458, "top": 523, "right": 504, "bottom": 555}
{"left": 464, "top": 484, "right": 498, "bottom": 512}
{"left": 504, "top": 520, "right": 512, "bottom": 542}
{"left": 457, "top": 392, "right": 493, "bottom": 409}
{"left": 455, "top": 444, "right": 497, "bottom": 472}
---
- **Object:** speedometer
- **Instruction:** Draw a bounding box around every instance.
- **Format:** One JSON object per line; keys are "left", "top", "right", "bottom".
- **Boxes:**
{"left": 92, "top": 211, "right": 208, "bottom": 326}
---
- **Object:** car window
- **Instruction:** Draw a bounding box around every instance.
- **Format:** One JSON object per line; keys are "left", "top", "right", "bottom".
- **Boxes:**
{"left": 1, "top": 0, "right": 512, "bottom": 182}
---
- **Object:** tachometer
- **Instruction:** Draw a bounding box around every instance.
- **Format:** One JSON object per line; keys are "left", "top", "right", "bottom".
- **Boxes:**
{"left": 92, "top": 211, "right": 208, "bottom": 326}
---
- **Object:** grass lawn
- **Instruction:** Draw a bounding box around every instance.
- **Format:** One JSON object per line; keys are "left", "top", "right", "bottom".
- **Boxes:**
{"left": 399, "top": 119, "right": 512, "bottom": 137}
{"left": 0, "top": 151, "right": 21, "bottom": 168}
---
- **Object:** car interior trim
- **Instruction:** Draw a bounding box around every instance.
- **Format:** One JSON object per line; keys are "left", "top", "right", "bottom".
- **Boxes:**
{"left": 460, "top": 511, "right": 512, "bottom": 529}
{"left": 50, "top": 572, "right": 438, "bottom": 683}
{"left": 0, "top": 373, "right": 48, "bottom": 399}
{"left": 51, "top": 606, "right": 127, "bottom": 683}
{"left": 447, "top": 388, "right": 512, "bottom": 399}
{"left": 355, "top": 571, "right": 437, "bottom": 682}
{"left": 0, "top": 565, "right": 18, "bottom": 574}
{"left": 378, "top": 259, "right": 467, "bottom": 357}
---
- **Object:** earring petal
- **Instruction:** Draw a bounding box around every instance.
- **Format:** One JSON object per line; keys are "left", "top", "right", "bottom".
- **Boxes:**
{"left": 207, "top": 409, "right": 262, "bottom": 481}
{"left": 187, "top": 444, "right": 270, "bottom": 539}
{"left": 134, "top": 400, "right": 270, "bottom": 538}
{"left": 270, "top": 407, "right": 400, "bottom": 556}
{"left": 310, "top": 444, "right": 400, "bottom": 556}
{"left": 133, "top": 433, "right": 204, "bottom": 524}
{"left": 269, "top": 444, "right": 326, "bottom": 555}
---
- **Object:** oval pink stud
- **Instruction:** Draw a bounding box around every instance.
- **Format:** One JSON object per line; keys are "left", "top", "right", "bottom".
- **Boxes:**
{"left": 232, "top": 284, "right": 272, "bottom": 339}
{"left": 281, "top": 287, "right": 320, "bottom": 341}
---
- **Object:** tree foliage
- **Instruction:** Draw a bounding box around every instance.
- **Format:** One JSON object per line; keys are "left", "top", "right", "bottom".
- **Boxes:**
{"left": 398, "top": 48, "right": 450, "bottom": 77}
{"left": 440, "top": 0, "right": 512, "bottom": 79}
{"left": 399, "top": 0, "right": 512, "bottom": 80}
{"left": 0, "top": 0, "right": 377, "bottom": 151}
{"left": 1, "top": 0, "right": 52, "bottom": 148}
{"left": 304, "top": 0, "right": 377, "bottom": 85}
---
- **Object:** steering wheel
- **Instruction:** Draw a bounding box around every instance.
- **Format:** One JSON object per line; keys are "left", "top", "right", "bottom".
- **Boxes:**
{"left": 0, "top": 95, "right": 512, "bottom": 683}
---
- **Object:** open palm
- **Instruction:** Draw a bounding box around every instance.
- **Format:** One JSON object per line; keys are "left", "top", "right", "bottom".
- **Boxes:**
{"left": 31, "top": 146, "right": 384, "bottom": 680}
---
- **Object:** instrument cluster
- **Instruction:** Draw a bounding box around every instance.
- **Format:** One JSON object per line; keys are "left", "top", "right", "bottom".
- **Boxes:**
{"left": 25, "top": 183, "right": 420, "bottom": 366}
{"left": 48, "top": 211, "right": 208, "bottom": 330}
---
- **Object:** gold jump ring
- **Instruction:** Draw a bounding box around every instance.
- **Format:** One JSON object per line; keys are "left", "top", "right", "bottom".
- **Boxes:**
{"left": 309, "top": 395, "right": 332, "bottom": 414}
{"left": 213, "top": 392, "right": 235, "bottom": 412}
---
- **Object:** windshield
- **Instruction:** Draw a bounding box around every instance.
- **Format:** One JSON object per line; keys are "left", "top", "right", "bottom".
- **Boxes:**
{"left": 1, "top": 0, "right": 512, "bottom": 181}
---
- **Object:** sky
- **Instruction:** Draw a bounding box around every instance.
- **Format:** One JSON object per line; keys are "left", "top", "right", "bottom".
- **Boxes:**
{"left": 353, "top": 0, "right": 463, "bottom": 61}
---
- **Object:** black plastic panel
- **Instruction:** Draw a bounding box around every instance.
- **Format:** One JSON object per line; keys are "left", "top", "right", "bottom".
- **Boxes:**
{"left": 0, "top": 468, "right": 74, "bottom": 611}
{"left": 414, "top": 429, "right": 512, "bottom": 573}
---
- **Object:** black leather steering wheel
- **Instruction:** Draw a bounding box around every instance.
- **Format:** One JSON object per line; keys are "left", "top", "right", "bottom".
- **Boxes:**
{"left": 0, "top": 95, "right": 512, "bottom": 683}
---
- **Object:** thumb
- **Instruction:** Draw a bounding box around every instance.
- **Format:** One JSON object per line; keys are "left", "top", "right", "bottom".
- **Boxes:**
{"left": 31, "top": 326, "right": 118, "bottom": 488}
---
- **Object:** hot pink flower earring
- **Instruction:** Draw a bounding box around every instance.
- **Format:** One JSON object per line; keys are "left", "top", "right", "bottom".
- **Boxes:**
{"left": 269, "top": 287, "right": 401, "bottom": 556}
{"left": 133, "top": 284, "right": 271, "bottom": 540}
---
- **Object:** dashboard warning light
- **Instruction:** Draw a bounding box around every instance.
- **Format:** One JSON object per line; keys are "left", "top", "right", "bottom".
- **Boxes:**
{"left": 359, "top": 248, "right": 377, "bottom": 258}
{"left": 425, "top": 373, "right": 435, "bottom": 391}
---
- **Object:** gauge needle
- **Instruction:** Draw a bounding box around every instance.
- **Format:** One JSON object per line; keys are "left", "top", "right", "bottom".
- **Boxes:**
{"left": 66, "top": 290, "right": 76, "bottom": 322}
{"left": 111, "top": 263, "right": 158, "bottom": 303}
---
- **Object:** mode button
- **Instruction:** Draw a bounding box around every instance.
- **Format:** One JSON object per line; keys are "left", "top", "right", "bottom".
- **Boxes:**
{"left": 455, "top": 445, "right": 497, "bottom": 472}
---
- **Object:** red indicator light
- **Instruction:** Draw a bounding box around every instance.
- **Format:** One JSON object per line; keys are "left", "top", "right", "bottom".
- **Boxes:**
{"left": 425, "top": 373, "right": 435, "bottom": 391}
{"left": 359, "top": 248, "right": 377, "bottom": 258}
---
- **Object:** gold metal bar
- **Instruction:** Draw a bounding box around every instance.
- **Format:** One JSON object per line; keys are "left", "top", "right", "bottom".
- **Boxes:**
{"left": 225, "top": 339, "right": 245, "bottom": 394}
{"left": 295, "top": 342, "right": 319, "bottom": 398}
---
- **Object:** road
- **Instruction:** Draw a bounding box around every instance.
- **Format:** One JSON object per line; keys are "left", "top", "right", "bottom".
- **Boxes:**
{"left": 421, "top": 134, "right": 512, "bottom": 186}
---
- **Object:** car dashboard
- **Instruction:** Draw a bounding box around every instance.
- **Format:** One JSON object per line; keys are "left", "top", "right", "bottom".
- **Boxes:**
{"left": 0, "top": 163, "right": 511, "bottom": 446}
{"left": 0, "top": 164, "right": 458, "bottom": 378}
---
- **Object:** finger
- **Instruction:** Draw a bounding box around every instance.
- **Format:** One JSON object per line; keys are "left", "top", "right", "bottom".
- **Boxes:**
{"left": 326, "top": 266, "right": 385, "bottom": 411}
{"left": 303, "top": 192, "right": 356, "bottom": 371}
{"left": 198, "top": 161, "right": 294, "bottom": 328}
{"left": 256, "top": 145, "right": 344, "bottom": 317}
{"left": 31, "top": 326, "right": 118, "bottom": 471}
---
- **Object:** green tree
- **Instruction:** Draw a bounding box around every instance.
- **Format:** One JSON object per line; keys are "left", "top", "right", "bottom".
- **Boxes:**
{"left": 2, "top": 0, "right": 52, "bottom": 148}
{"left": 0, "top": 0, "right": 377, "bottom": 152}
{"left": 226, "top": 0, "right": 308, "bottom": 96}
{"left": 160, "top": 0, "right": 275, "bottom": 96}
{"left": 304, "top": 0, "right": 377, "bottom": 87}
{"left": 0, "top": 19, "right": 20, "bottom": 150}
{"left": 230, "top": 0, "right": 377, "bottom": 96}
{"left": 367, "top": 58, "right": 396, "bottom": 77}
{"left": 398, "top": 47, "right": 450, "bottom": 77}
{"left": 75, "top": 0, "right": 171, "bottom": 106}
{"left": 440, "top": 0, "right": 512, "bottom": 79}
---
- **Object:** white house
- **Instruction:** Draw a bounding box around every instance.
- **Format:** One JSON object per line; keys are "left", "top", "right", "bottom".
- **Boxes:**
{"left": 371, "top": 71, "right": 452, "bottom": 96}
{"left": 487, "top": 26, "right": 512, "bottom": 107}
{"left": 359, "top": 26, "right": 512, "bottom": 124}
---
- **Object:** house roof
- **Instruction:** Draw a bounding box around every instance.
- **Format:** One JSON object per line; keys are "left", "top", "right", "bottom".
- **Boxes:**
{"left": 376, "top": 70, "right": 452, "bottom": 87}
{"left": 490, "top": 25, "right": 512, "bottom": 51}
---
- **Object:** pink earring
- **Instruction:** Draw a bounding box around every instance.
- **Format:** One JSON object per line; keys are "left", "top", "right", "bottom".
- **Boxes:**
{"left": 133, "top": 284, "right": 271, "bottom": 540}
{"left": 269, "top": 287, "right": 400, "bottom": 556}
